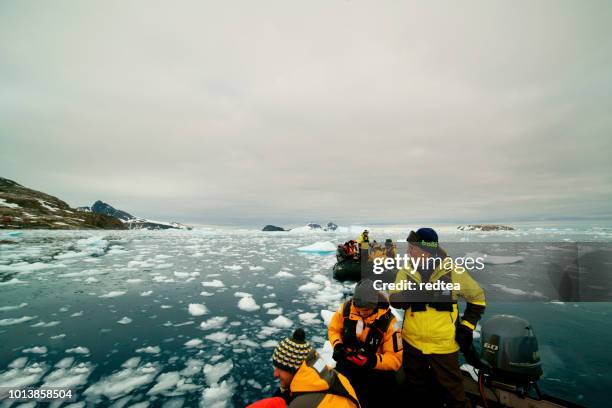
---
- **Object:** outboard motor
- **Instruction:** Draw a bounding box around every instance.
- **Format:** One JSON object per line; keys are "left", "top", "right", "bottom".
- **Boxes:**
{"left": 480, "top": 315, "right": 543, "bottom": 391}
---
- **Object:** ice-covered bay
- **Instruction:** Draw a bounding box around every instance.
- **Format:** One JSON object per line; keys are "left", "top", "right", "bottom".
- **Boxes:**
{"left": 1, "top": 224, "right": 611, "bottom": 407}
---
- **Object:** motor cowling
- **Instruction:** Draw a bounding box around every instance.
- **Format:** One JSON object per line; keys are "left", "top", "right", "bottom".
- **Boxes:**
{"left": 480, "top": 315, "right": 543, "bottom": 384}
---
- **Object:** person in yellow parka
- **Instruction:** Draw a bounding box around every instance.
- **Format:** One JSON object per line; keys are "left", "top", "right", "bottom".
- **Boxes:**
{"left": 248, "top": 328, "right": 360, "bottom": 408}
{"left": 357, "top": 230, "right": 369, "bottom": 252}
{"left": 389, "top": 228, "right": 486, "bottom": 408}
{"left": 329, "top": 279, "right": 402, "bottom": 407}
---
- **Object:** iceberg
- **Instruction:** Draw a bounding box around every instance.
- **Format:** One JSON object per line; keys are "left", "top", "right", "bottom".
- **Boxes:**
{"left": 297, "top": 241, "right": 337, "bottom": 253}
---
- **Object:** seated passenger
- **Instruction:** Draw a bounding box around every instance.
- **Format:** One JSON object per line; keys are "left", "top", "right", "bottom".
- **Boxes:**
{"left": 328, "top": 280, "right": 402, "bottom": 407}
{"left": 248, "top": 328, "right": 360, "bottom": 408}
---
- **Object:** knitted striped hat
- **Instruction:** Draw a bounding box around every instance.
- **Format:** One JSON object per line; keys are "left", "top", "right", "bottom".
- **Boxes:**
{"left": 272, "top": 328, "right": 311, "bottom": 373}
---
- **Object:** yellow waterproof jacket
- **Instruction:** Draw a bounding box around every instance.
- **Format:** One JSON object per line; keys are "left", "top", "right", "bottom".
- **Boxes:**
{"left": 289, "top": 350, "right": 360, "bottom": 407}
{"left": 389, "top": 259, "right": 486, "bottom": 354}
{"left": 328, "top": 301, "right": 402, "bottom": 371}
{"left": 357, "top": 233, "right": 369, "bottom": 250}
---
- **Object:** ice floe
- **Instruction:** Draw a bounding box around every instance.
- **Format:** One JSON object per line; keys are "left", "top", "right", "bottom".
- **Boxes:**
{"left": 136, "top": 346, "right": 161, "bottom": 354}
{"left": 237, "top": 296, "right": 260, "bottom": 312}
{"left": 99, "top": 291, "right": 127, "bottom": 298}
{"left": 66, "top": 346, "right": 90, "bottom": 355}
{"left": 118, "top": 317, "right": 133, "bottom": 325}
{"left": 184, "top": 339, "right": 203, "bottom": 348}
{"left": 297, "top": 241, "right": 337, "bottom": 253}
{"left": 22, "top": 346, "right": 48, "bottom": 354}
{"left": 0, "top": 303, "right": 28, "bottom": 312}
{"left": 203, "top": 361, "right": 233, "bottom": 385}
{"left": 274, "top": 271, "right": 295, "bottom": 278}
{"left": 199, "top": 316, "right": 228, "bottom": 331}
{"left": 201, "top": 280, "right": 224, "bottom": 288}
{"left": 0, "top": 316, "right": 37, "bottom": 326}
{"left": 205, "top": 332, "right": 236, "bottom": 344}
{"left": 188, "top": 303, "right": 208, "bottom": 316}
{"left": 83, "top": 359, "right": 160, "bottom": 400}
{"left": 269, "top": 316, "right": 293, "bottom": 328}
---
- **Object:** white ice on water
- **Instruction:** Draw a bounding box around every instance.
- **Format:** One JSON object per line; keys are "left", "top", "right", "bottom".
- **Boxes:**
{"left": 188, "top": 303, "right": 208, "bottom": 316}
{"left": 237, "top": 296, "right": 260, "bottom": 312}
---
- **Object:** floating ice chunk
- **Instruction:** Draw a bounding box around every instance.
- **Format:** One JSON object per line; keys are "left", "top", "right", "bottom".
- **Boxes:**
{"left": 200, "top": 316, "right": 228, "bottom": 331}
{"left": 71, "top": 311, "right": 84, "bottom": 317}
{"left": 233, "top": 292, "right": 251, "bottom": 298}
{"left": 140, "top": 291, "right": 153, "bottom": 297}
{"left": 0, "top": 302, "right": 28, "bottom": 312}
{"left": 188, "top": 303, "right": 208, "bottom": 316}
{"left": 203, "top": 361, "right": 233, "bottom": 385}
{"left": 31, "top": 321, "right": 60, "bottom": 328}
{"left": 274, "top": 271, "right": 295, "bottom": 278}
{"left": 0, "top": 262, "right": 66, "bottom": 273}
{"left": 55, "top": 358, "right": 75, "bottom": 368}
{"left": 200, "top": 291, "right": 214, "bottom": 297}
{"left": 0, "top": 361, "right": 49, "bottom": 388}
{"left": 55, "top": 251, "right": 88, "bottom": 260}
{"left": 76, "top": 236, "right": 109, "bottom": 256}
{"left": 66, "top": 346, "right": 90, "bottom": 355}
{"left": 127, "top": 279, "right": 143, "bottom": 283}
{"left": 298, "top": 282, "right": 320, "bottom": 292}
{"left": 248, "top": 266, "right": 264, "bottom": 271}
{"left": 0, "top": 316, "right": 37, "bottom": 326}
{"left": 184, "top": 339, "right": 203, "bottom": 348}
{"left": 201, "top": 380, "right": 234, "bottom": 408}
{"left": 9, "top": 357, "right": 29, "bottom": 369}
{"left": 320, "top": 310, "right": 334, "bottom": 327}
{"left": 22, "top": 346, "right": 48, "bottom": 354}
{"left": 118, "top": 317, "right": 133, "bottom": 325}
{"left": 147, "top": 371, "right": 181, "bottom": 395}
{"left": 205, "top": 332, "right": 236, "bottom": 344}
{"left": 136, "top": 346, "right": 161, "bottom": 354}
{"left": 224, "top": 265, "right": 242, "bottom": 271}
{"left": 99, "top": 291, "right": 127, "bottom": 298}
{"left": 297, "top": 241, "right": 337, "bottom": 253}
{"left": 266, "top": 308, "right": 282, "bottom": 315}
{"left": 42, "top": 362, "right": 93, "bottom": 388}
{"left": 201, "top": 280, "right": 224, "bottom": 288}
{"left": 299, "top": 312, "right": 321, "bottom": 325}
{"left": 0, "top": 278, "right": 27, "bottom": 286}
{"left": 237, "top": 296, "right": 260, "bottom": 312}
{"left": 269, "top": 316, "right": 293, "bottom": 329}
{"left": 84, "top": 277, "right": 99, "bottom": 283}
{"left": 262, "top": 303, "right": 277, "bottom": 308}
{"left": 261, "top": 340, "right": 278, "bottom": 348}
{"left": 122, "top": 357, "right": 141, "bottom": 369}
{"left": 83, "top": 361, "right": 160, "bottom": 400}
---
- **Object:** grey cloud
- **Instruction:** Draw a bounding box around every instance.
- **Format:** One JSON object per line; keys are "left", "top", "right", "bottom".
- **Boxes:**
{"left": 1, "top": 0, "right": 611, "bottom": 224}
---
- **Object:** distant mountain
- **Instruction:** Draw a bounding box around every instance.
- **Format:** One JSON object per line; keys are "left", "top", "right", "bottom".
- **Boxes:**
{"left": 78, "top": 200, "right": 191, "bottom": 230}
{"left": 0, "top": 177, "right": 125, "bottom": 230}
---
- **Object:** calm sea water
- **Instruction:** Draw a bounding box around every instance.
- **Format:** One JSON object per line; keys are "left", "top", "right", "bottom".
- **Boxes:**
{"left": 1, "top": 223, "right": 611, "bottom": 407}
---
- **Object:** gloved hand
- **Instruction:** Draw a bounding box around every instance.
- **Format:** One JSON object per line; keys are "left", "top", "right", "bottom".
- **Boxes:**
{"left": 455, "top": 324, "right": 474, "bottom": 353}
{"left": 332, "top": 344, "right": 347, "bottom": 362}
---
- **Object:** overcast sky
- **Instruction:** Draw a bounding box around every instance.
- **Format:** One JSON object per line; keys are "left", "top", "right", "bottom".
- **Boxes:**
{"left": 1, "top": 1, "right": 611, "bottom": 226}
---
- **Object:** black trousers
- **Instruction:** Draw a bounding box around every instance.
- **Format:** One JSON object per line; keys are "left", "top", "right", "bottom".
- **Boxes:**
{"left": 402, "top": 341, "right": 470, "bottom": 408}
{"left": 335, "top": 360, "right": 397, "bottom": 408}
